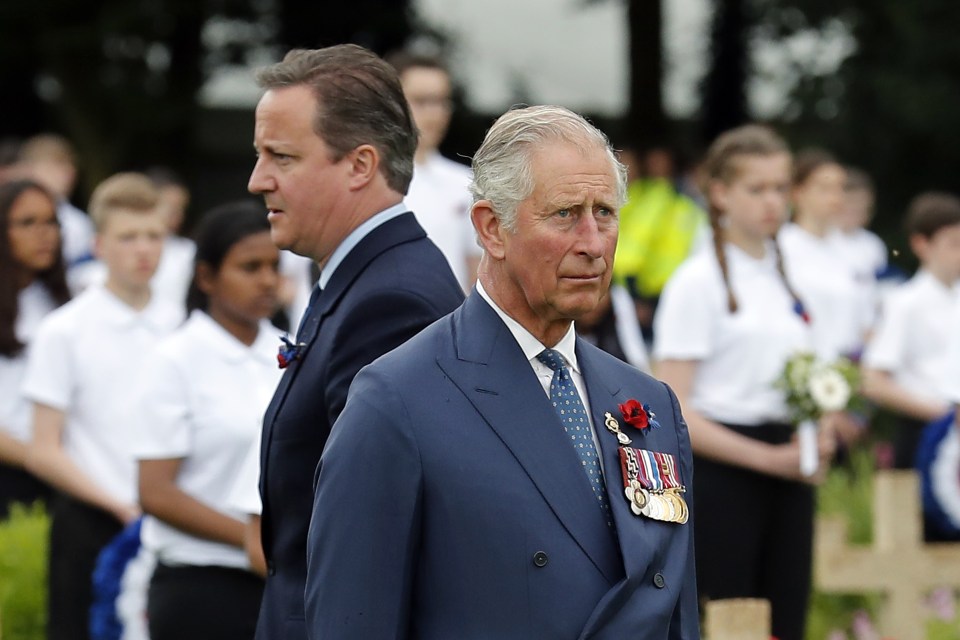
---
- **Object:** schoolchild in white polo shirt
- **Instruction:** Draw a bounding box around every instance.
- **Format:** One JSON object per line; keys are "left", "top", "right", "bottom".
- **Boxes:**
{"left": 388, "top": 50, "right": 480, "bottom": 291}
{"left": 862, "top": 192, "right": 960, "bottom": 468}
{"left": 134, "top": 202, "right": 282, "bottom": 640}
{"left": 654, "top": 125, "right": 835, "bottom": 640}
{"left": 0, "top": 180, "right": 70, "bottom": 517}
{"left": 779, "top": 149, "right": 874, "bottom": 448}
{"left": 22, "top": 172, "right": 181, "bottom": 640}
{"left": 779, "top": 149, "right": 875, "bottom": 363}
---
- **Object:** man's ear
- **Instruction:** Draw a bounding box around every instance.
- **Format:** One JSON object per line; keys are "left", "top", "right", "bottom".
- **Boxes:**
{"left": 345, "top": 144, "right": 380, "bottom": 190}
{"left": 471, "top": 200, "right": 506, "bottom": 260}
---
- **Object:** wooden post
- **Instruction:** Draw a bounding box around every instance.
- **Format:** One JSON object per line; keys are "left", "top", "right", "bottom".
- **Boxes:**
{"left": 704, "top": 598, "right": 770, "bottom": 640}
{"left": 816, "top": 470, "right": 960, "bottom": 640}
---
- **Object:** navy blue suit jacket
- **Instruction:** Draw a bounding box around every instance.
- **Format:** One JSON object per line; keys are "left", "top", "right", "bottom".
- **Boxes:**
{"left": 255, "top": 213, "right": 464, "bottom": 640}
{"left": 306, "top": 292, "right": 700, "bottom": 639}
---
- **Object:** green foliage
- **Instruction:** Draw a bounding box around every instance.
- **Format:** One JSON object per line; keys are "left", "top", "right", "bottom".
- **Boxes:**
{"left": 808, "top": 448, "right": 881, "bottom": 638}
{"left": 0, "top": 502, "right": 48, "bottom": 640}
{"left": 809, "top": 449, "right": 960, "bottom": 638}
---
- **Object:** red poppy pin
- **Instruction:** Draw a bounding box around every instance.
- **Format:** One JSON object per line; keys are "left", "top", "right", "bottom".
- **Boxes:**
{"left": 277, "top": 336, "right": 305, "bottom": 369}
{"left": 618, "top": 399, "right": 661, "bottom": 432}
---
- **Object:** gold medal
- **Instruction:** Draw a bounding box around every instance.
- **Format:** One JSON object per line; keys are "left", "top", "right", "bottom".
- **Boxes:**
{"left": 604, "top": 412, "right": 633, "bottom": 446}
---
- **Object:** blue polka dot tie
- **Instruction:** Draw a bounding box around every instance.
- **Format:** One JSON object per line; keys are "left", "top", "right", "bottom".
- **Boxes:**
{"left": 537, "top": 348, "right": 611, "bottom": 524}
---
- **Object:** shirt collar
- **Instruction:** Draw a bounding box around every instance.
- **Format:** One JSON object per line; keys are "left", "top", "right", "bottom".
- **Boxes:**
{"left": 188, "top": 310, "right": 281, "bottom": 366}
{"left": 475, "top": 281, "right": 580, "bottom": 373}
{"left": 89, "top": 285, "right": 180, "bottom": 332}
{"left": 318, "top": 203, "right": 408, "bottom": 290}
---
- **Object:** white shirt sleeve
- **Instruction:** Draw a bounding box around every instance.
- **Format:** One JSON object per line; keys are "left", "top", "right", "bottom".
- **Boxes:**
{"left": 862, "top": 293, "right": 909, "bottom": 371}
{"left": 653, "top": 265, "right": 716, "bottom": 362}
{"left": 21, "top": 315, "right": 75, "bottom": 411}
{"left": 942, "top": 302, "right": 960, "bottom": 403}
{"left": 227, "top": 435, "right": 262, "bottom": 515}
{"left": 132, "top": 350, "right": 192, "bottom": 459}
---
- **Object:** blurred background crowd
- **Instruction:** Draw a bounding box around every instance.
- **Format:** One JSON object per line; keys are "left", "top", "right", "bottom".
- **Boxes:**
{"left": 2, "top": 1, "right": 960, "bottom": 639}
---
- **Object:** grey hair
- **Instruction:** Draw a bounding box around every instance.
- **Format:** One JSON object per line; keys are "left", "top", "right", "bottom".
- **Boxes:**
{"left": 469, "top": 105, "right": 628, "bottom": 231}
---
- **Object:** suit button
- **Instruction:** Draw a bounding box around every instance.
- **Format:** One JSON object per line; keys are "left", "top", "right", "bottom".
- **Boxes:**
{"left": 653, "top": 572, "right": 666, "bottom": 589}
{"left": 533, "top": 551, "right": 549, "bottom": 568}
{"left": 267, "top": 561, "right": 277, "bottom": 576}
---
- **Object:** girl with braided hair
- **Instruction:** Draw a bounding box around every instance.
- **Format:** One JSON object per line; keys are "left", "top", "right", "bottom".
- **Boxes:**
{"left": 653, "top": 125, "right": 836, "bottom": 640}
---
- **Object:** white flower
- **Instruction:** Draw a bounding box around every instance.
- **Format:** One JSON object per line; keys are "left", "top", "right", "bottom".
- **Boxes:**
{"left": 808, "top": 368, "right": 851, "bottom": 412}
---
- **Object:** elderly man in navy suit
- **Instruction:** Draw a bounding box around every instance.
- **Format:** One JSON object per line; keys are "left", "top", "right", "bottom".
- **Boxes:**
{"left": 306, "top": 105, "right": 700, "bottom": 639}
{"left": 247, "top": 45, "right": 464, "bottom": 640}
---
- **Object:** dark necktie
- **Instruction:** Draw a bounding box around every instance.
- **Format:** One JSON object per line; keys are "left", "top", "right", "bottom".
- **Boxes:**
{"left": 536, "top": 348, "right": 611, "bottom": 524}
{"left": 296, "top": 284, "right": 322, "bottom": 340}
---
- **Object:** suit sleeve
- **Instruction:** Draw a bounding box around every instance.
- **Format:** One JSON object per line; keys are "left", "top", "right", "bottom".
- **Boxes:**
{"left": 306, "top": 366, "right": 422, "bottom": 640}
{"left": 324, "top": 288, "right": 451, "bottom": 426}
{"left": 664, "top": 382, "right": 701, "bottom": 640}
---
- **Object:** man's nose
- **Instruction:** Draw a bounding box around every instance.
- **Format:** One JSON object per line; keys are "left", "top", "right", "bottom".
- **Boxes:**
{"left": 248, "top": 158, "right": 273, "bottom": 194}
{"left": 576, "top": 214, "right": 607, "bottom": 258}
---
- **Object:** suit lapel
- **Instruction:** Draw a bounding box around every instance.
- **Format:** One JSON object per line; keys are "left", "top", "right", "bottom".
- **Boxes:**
{"left": 437, "top": 295, "right": 623, "bottom": 584}
{"left": 261, "top": 213, "right": 428, "bottom": 499}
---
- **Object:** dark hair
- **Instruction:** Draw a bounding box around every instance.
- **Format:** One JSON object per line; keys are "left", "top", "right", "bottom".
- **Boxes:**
{"left": 186, "top": 200, "right": 272, "bottom": 314}
{"left": 0, "top": 180, "right": 71, "bottom": 357}
{"left": 905, "top": 192, "right": 960, "bottom": 238}
{"left": 702, "top": 124, "right": 804, "bottom": 315}
{"left": 256, "top": 44, "right": 418, "bottom": 194}
{"left": 845, "top": 166, "right": 874, "bottom": 194}
{"left": 792, "top": 148, "right": 839, "bottom": 187}
{"left": 384, "top": 49, "right": 449, "bottom": 77}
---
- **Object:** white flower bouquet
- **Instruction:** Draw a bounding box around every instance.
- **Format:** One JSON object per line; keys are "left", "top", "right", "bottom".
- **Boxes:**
{"left": 775, "top": 352, "right": 862, "bottom": 475}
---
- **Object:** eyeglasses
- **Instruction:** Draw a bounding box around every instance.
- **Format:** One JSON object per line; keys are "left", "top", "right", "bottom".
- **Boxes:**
{"left": 8, "top": 216, "right": 61, "bottom": 232}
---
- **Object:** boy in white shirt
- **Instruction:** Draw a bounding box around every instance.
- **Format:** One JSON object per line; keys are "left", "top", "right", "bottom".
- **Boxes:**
{"left": 388, "top": 50, "right": 480, "bottom": 291}
{"left": 862, "top": 192, "right": 960, "bottom": 468}
{"left": 23, "top": 172, "right": 182, "bottom": 640}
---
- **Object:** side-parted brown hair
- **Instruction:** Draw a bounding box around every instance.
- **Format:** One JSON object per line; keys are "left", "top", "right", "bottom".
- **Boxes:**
{"left": 905, "top": 192, "right": 960, "bottom": 238}
{"left": 88, "top": 172, "right": 161, "bottom": 231}
{"left": 255, "top": 44, "right": 418, "bottom": 195}
{"left": 701, "top": 124, "right": 804, "bottom": 314}
{"left": 0, "top": 180, "right": 70, "bottom": 356}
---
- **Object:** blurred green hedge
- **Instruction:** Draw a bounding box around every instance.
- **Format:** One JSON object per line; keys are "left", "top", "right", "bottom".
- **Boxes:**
{"left": 0, "top": 502, "right": 48, "bottom": 640}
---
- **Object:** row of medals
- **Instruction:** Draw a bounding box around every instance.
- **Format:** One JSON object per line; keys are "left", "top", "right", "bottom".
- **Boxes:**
{"left": 625, "top": 481, "right": 688, "bottom": 524}
{"left": 604, "top": 411, "right": 689, "bottom": 525}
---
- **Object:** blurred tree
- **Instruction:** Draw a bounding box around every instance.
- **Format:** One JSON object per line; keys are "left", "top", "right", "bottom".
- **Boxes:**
{"left": 0, "top": 0, "right": 412, "bottom": 198}
{"left": 625, "top": 0, "right": 667, "bottom": 149}
{"left": 278, "top": 1, "right": 411, "bottom": 53}
{"left": 701, "top": 0, "right": 750, "bottom": 142}
{"left": 755, "top": 0, "right": 960, "bottom": 250}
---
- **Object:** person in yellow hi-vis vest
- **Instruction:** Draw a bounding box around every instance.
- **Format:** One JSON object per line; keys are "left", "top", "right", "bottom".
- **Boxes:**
{"left": 612, "top": 148, "right": 707, "bottom": 338}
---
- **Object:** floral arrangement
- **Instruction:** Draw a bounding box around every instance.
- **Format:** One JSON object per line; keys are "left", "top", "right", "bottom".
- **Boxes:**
{"left": 776, "top": 351, "right": 862, "bottom": 424}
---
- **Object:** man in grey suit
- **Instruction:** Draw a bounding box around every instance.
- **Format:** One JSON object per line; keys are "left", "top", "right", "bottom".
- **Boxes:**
{"left": 306, "top": 105, "right": 700, "bottom": 639}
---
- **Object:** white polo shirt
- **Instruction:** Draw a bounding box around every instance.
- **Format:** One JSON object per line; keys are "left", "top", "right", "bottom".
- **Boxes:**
{"left": 863, "top": 270, "right": 960, "bottom": 405}
{"left": 828, "top": 227, "right": 888, "bottom": 284}
{"left": 654, "top": 242, "right": 812, "bottom": 425}
{"left": 943, "top": 300, "right": 960, "bottom": 404}
{"left": 0, "top": 283, "right": 60, "bottom": 443}
{"left": 226, "top": 434, "right": 262, "bottom": 516}
{"left": 21, "top": 285, "right": 183, "bottom": 504}
{"left": 779, "top": 223, "right": 874, "bottom": 360}
{"left": 405, "top": 152, "right": 479, "bottom": 290}
{"left": 133, "top": 311, "right": 282, "bottom": 568}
